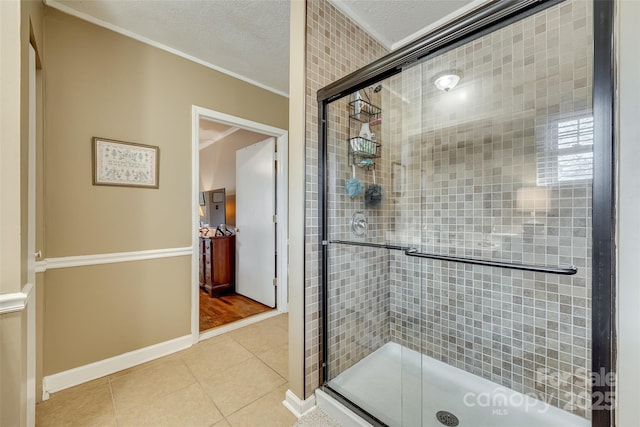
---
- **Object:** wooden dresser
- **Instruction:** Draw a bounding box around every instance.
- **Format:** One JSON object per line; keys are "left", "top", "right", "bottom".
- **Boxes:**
{"left": 199, "top": 235, "right": 235, "bottom": 297}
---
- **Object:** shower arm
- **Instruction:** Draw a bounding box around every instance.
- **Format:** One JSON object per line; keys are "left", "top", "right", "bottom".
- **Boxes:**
{"left": 327, "top": 240, "right": 577, "bottom": 276}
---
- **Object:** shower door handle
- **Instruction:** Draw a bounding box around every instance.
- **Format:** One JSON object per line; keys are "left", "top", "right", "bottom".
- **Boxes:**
{"left": 403, "top": 249, "right": 577, "bottom": 275}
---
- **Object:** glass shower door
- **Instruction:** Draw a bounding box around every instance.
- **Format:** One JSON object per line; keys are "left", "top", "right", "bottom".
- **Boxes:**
{"left": 321, "top": 1, "right": 595, "bottom": 425}
{"left": 322, "top": 77, "right": 427, "bottom": 425}
{"left": 403, "top": 0, "right": 594, "bottom": 424}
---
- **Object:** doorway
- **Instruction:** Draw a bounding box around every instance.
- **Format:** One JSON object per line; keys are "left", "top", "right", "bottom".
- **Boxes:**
{"left": 191, "top": 106, "right": 288, "bottom": 341}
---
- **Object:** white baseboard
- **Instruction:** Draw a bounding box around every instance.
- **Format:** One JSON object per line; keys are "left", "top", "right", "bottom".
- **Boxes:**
{"left": 42, "top": 334, "right": 192, "bottom": 400}
{"left": 316, "top": 388, "right": 373, "bottom": 427}
{"left": 198, "top": 309, "right": 280, "bottom": 341}
{"left": 282, "top": 389, "right": 316, "bottom": 418}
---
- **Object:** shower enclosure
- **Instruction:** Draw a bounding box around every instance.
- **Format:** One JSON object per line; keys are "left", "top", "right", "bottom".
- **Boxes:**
{"left": 317, "top": 0, "right": 614, "bottom": 426}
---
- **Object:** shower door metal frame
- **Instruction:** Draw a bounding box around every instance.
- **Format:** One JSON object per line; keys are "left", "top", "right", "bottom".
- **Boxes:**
{"left": 317, "top": 0, "right": 616, "bottom": 426}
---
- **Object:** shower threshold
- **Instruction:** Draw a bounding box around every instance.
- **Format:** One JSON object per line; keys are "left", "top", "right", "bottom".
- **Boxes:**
{"left": 325, "top": 342, "right": 589, "bottom": 427}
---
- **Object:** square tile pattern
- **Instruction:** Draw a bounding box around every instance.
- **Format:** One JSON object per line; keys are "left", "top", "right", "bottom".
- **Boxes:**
{"left": 385, "top": 0, "right": 592, "bottom": 418}
{"left": 36, "top": 314, "right": 296, "bottom": 427}
{"left": 311, "top": 0, "right": 593, "bottom": 420}
{"left": 304, "top": 0, "right": 390, "bottom": 396}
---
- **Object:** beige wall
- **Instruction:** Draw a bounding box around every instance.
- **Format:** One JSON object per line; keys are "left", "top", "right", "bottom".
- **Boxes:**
{"left": 44, "top": 7, "right": 288, "bottom": 257}
{"left": 0, "top": 4, "right": 25, "bottom": 416}
{"left": 287, "top": 0, "right": 306, "bottom": 401}
{"left": 1, "top": 312, "right": 24, "bottom": 426}
{"left": 41, "top": 4, "right": 288, "bottom": 384}
{"left": 0, "top": 0, "right": 22, "bottom": 294}
{"left": 0, "top": 0, "right": 42, "bottom": 421}
{"left": 43, "top": 258, "right": 191, "bottom": 374}
{"left": 1, "top": 0, "right": 44, "bottom": 423}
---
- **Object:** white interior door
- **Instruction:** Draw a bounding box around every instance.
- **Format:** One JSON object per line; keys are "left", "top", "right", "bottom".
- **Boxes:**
{"left": 235, "top": 138, "right": 276, "bottom": 307}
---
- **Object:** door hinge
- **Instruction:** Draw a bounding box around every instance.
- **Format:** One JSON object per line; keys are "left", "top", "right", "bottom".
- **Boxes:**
{"left": 272, "top": 278, "right": 277, "bottom": 287}
{"left": 273, "top": 152, "right": 278, "bottom": 161}
{"left": 273, "top": 214, "right": 277, "bottom": 223}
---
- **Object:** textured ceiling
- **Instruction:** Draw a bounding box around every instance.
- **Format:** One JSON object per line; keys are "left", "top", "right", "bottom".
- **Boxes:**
{"left": 328, "top": 0, "right": 483, "bottom": 50}
{"left": 48, "top": 0, "right": 291, "bottom": 95}
{"left": 47, "top": 0, "right": 481, "bottom": 97}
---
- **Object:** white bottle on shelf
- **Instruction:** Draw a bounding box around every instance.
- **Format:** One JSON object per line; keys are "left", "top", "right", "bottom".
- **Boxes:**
{"left": 359, "top": 122, "right": 371, "bottom": 139}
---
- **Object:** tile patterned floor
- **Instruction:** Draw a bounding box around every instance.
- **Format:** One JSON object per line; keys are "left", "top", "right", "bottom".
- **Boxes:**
{"left": 36, "top": 314, "right": 297, "bottom": 427}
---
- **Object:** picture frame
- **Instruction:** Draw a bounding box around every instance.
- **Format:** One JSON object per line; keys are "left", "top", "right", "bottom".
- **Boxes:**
{"left": 392, "top": 162, "right": 405, "bottom": 195}
{"left": 212, "top": 189, "right": 225, "bottom": 203}
{"left": 92, "top": 137, "right": 159, "bottom": 188}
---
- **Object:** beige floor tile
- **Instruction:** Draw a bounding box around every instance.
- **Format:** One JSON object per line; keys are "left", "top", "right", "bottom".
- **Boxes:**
{"left": 258, "top": 313, "right": 289, "bottom": 331}
{"left": 109, "top": 351, "right": 184, "bottom": 380}
{"left": 35, "top": 379, "right": 116, "bottom": 427}
{"left": 200, "top": 357, "right": 286, "bottom": 416}
{"left": 226, "top": 384, "right": 296, "bottom": 427}
{"left": 229, "top": 322, "right": 288, "bottom": 354}
{"left": 117, "top": 383, "right": 223, "bottom": 427}
{"left": 37, "top": 315, "right": 291, "bottom": 427}
{"left": 256, "top": 343, "right": 289, "bottom": 380}
{"left": 36, "top": 414, "right": 118, "bottom": 427}
{"left": 183, "top": 335, "right": 254, "bottom": 380}
{"left": 110, "top": 359, "right": 196, "bottom": 413}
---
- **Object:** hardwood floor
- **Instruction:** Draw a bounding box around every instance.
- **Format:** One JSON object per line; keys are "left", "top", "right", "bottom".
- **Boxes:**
{"left": 199, "top": 290, "right": 272, "bottom": 332}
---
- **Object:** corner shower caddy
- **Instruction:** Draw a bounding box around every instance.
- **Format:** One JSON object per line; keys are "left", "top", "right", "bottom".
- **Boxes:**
{"left": 348, "top": 98, "right": 381, "bottom": 169}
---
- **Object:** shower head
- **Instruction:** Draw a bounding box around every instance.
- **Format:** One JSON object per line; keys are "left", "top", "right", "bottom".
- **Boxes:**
{"left": 372, "top": 84, "right": 382, "bottom": 93}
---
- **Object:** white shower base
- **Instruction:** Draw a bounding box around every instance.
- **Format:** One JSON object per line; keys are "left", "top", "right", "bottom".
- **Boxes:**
{"left": 326, "top": 342, "right": 589, "bottom": 427}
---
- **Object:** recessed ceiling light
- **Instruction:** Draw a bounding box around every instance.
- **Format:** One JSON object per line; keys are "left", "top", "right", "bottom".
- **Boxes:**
{"left": 434, "top": 72, "right": 461, "bottom": 91}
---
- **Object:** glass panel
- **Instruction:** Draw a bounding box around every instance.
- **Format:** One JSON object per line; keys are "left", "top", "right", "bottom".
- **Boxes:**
{"left": 323, "top": 1, "right": 592, "bottom": 426}
{"left": 395, "top": 0, "right": 592, "bottom": 425}
{"left": 323, "top": 71, "right": 429, "bottom": 426}
{"left": 393, "top": 64, "right": 426, "bottom": 427}
{"left": 324, "top": 87, "right": 405, "bottom": 425}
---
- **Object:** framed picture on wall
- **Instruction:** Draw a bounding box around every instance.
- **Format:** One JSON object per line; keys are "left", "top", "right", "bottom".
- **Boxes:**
{"left": 92, "top": 137, "right": 159, "bottom": 188}
{"left": 212, "top": 189, "right": 225, "bottom": 203}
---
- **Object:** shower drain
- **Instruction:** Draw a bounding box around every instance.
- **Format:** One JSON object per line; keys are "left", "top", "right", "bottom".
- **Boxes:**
{"left": 435, "top": 411, "right": 459, "bottom": 427}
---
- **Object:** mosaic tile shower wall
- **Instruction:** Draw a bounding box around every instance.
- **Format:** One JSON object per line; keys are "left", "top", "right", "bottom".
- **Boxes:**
{"left": 385, "top": 0, "right": 593, "bottom": 418}
{"left": 325, "top": 93, "right": 393, "bottom": 380}
{"left": 304, "top": 0, "right": 389, "bottom": 396}
{"left": 312, "top": 0, "right": 593, "bottom": 419}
